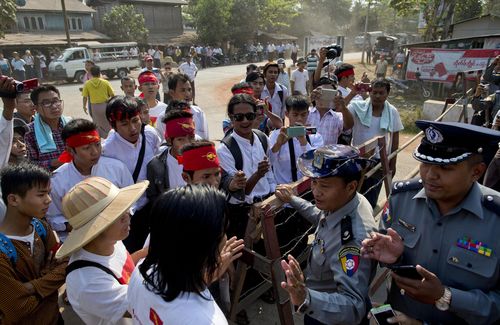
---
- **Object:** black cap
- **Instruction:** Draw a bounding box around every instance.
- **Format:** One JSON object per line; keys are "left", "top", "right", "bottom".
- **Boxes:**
{"left": 414, "top": 120, "right": 500, "bottom": 165}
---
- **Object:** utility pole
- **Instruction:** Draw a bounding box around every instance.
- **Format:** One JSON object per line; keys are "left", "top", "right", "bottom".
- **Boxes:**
{"left": 361, "top": 0, "right": 371, "bottom": 64}
{"left": 61, "top": 0, "right": 71, "bottom": 47}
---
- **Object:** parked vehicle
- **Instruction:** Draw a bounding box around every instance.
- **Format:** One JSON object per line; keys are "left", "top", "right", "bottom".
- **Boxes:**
{"left": 387, "top": 73, "right": 433, "bottom": 100}
{"left": 48, "top": 42, "right": 140, "bottom": 83}
{"left": 373, "top": 36, "right": 398, "bottom": 63}
{"left": 354, "top": 31, "right": 384, "bottom": 50}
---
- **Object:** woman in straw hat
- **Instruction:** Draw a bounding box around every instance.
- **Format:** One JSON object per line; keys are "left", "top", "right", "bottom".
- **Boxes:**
{"left": 56, "top": 176, "right": 148, "bottom": 325}
{"left": 127, "top": 185, "right": 230, "bottom": 324}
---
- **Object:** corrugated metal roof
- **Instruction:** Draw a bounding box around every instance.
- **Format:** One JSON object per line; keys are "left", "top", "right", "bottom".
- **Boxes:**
{"left": 1, "top": 31, "right": 109, "bottom": 46}
{"left": 17, "top": 0, "right": 95, "bottom": 13}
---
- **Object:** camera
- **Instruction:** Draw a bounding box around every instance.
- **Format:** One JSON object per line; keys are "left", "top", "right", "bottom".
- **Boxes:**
{"left": 0, "top": 78, "right": 38, "bottom": 98}
{"left": 325, "top": 44, "right": 343, "bottom": 60}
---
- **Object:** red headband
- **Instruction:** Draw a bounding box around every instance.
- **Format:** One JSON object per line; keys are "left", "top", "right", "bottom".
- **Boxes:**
{"left": 232, "top": 87, "right": 254, "bottom": 96}
{"left": 138, "top": 73, "right": 158, "bottom": 85}
{"left": 165, "top": 117, "right": 195, "bottom": 139}
{"left": 58, "top": 130, "right": 101, "bottom": 163}
{"left": 337, "top": 69, "right": 354, "bottom": 79}
{"left": 107, "top": 107, "right": 140, "bottom": 124}
{"left": 178, "top": 145, "right": 220, "bottom": 171}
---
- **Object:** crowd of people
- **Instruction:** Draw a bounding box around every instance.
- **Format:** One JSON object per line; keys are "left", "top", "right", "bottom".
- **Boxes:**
{"left": 0, "top": 48, "right": 498, "bottom": 325}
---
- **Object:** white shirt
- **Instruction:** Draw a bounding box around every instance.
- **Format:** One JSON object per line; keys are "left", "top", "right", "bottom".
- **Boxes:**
{"left": 128, "top": 264, "right": 228, "bottom": 325}
{"left": 347, "top": 104, "right": 404, "bottom": 157}
{"left": 148, "top": 101, "right": 168, "bottom": 129}
{"left": 290, "top": 69, "right": 309, "bottom": 95}
{"left": 47, "top": 156, "right": 134, "bottom": 241}
{"left": 178, "top": 62, "right": 198, "bottom": 81}
{"left": 166, "top": 150, "right": 187, "bottom": 188}
{"left": 103, "top": 126, "right": 161, "bottom": 211}
{"left": 269, "top": 130, "right": 323, "bottom": 184}
{"left": 338, "top": 86, "right": 364, "bottom": 101}
{"left": 155, "top": 105, "right": 209, "bottom": 142}
{"left": 217, "top": 132, "right": 276, "bottom": 204}
{"left": 261, "top": 83, "right": 289, "bottom": 119}
{"left": 67, "top": 241, "right": 135, "bottom": 325}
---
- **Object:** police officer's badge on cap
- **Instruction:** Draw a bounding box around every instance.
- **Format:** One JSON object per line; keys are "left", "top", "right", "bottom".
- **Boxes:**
{"left": 298, "top": 145, "right": 374, "bottom": 178}
{"left": 414, "top": 120, "right": 500, "bottom": 165}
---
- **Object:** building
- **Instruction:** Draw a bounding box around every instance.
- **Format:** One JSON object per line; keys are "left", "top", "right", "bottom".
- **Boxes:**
{"left": 2, "top": 0, "right": 109, "bottom": 47}
{"left": 87, "top": 0, "right": 188, "bottom": 45}
{"left": 451, "top": 14, "right": 500, "bottom": 39}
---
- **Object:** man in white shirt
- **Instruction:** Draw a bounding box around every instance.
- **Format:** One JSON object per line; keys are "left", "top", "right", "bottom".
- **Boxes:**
{"left": 290, "top": 58, "right": 309, "bottom": 96}
{"left": 261, "top": 62, "right": 289, "bottom": 119}
{"left": 307, "top": 77, "right": 354, "bottom": 145}
{"left": 47, "top": 119, "right": 134, "bottom": 242}
{"left": 178, "top": 56, "right": 199, "bottom": 104}
{"left": 347, "top": 78, "right": 403, "bottom": 207}
{"left": 102, "top": 96, "right": 161, "bottom": 251}
{"left": 137, "top": 71, "right": 167, "bottom": 129}
{"left": 146, "top": 110, "right": 195, "bottom": 204}
{"left": 217, "top": 94, "right": 276, "bottom": 239}
{"left": 334, "top": 63, "right": 368, "bottom": 104}
{"left": 270, "top": 95, "right": 323, "bottom": 184}
{"left": 155, "top": 73, "right": 209, "bottom": 140}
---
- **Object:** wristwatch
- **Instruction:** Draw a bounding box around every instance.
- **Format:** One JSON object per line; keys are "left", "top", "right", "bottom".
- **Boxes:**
{"left": 296, "top": 291, "right": 310, "bottom": 314}
{"left": 435, "top": 287, "right": 452, "bottom": 311}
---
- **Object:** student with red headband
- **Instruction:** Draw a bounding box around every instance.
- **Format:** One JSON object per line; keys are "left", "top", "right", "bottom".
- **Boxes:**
{"left": 137, "top": 71, "right": 167, "bottom": 128}
{"left": 47, "top": 119, "right": 134, "bottom": 241}
{"left": 334, "top": 63, "right": 368, "bottom": 104}
{"left": 102, "top": 96, "right": 161, "bottom": 252}
{"left": 146, "top": 109, "right": 195, "bottom": 205}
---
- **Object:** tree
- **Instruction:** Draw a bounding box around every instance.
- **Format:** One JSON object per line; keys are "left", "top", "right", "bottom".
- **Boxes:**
{"left": 192, "top": 0, "right": 232, "bottom": 44}
{"left": 102, "top": 5, "right": 148, "bottom": 42}
{"left": 257, "top": 0, "right": 300, "bottom": 32}
{"left": 0, "top": 0, "right": 17, "bottom": 39}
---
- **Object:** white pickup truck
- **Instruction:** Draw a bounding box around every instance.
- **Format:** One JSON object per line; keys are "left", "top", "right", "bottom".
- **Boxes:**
{"left": 48, "top": 42, "right": 140, "bottom": 83}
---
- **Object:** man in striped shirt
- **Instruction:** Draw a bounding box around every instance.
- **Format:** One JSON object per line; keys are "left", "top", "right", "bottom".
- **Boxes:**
{"left": 307, "top": 77, "right": 353, "bottom": 145}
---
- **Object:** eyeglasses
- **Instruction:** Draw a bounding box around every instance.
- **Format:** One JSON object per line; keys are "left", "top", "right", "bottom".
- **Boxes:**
{"left": 231, "top": 112, "right": 257, "bottom": 122}
{"left": 39, "top": 99, "right": 63, "bottom": 109}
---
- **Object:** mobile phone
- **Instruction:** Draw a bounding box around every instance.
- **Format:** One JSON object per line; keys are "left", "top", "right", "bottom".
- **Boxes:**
{"left": 371, "top": 304, "right": 397, "bottom": 325}
{"left": 355, "top": 82, "right": 372, "bottom": 92}
{"left": 305, "top": 126, "right": 317, "bottom": 135}
{"left": 320, "top": 88, "right": 338, "bottom": 102}
{"left": 287, "top": 126, "right": 306, "bottom": 137}
{"left": 22, "top": 78, "right": 39, "bottom": 92}
{"left": 389, "top": 265, "right": 423, "bottom": 280}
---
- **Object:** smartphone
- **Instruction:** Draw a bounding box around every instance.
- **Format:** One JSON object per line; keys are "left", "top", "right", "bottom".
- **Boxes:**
{"left": 371, "top": 304, "right": 397, "bottom": 325}
{"left": 305, "top": 126, "right": 317, "bottom": 135}
{"left": 389, "top": 265, "right": 423, "bottom": 280}
{"left": 287, "top": 126, "right": 306, "bottom": 137}
{"left": 22, "top": 78, "right": 39, "bottom": 92}
{"left": 320, "top": 88, "right": 338, "bottom": 102}
{"left": 355, "top": 82, "right": 372, "bottom": 92}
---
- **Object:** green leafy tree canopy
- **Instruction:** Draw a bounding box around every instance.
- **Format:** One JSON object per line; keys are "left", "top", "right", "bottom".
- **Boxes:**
{"left": 102, "top": 4, "right": 149, "bottom": 42}
{"left": 0, "top": 0, "right": 17, "bottom": 39}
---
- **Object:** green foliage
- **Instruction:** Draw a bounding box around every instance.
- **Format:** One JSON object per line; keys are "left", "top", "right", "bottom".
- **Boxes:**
{"left": 192, "top": 0, "right": 232, "bottom": 44}
{"left": 0, "top": 0, "right": 17, "bottom": 39}
{"left": 257, "top": 0, "right": 299, "bottom": 32}
{"left": 102, "top": 4, "right": 148, "bottom": 42}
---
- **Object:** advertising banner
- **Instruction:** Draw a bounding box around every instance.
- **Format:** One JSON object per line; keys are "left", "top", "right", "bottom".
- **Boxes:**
{"left": 406, "top": 48, "right": 500, "bottom": 82}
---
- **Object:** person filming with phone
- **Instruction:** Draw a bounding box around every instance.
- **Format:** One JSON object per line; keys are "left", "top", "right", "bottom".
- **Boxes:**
{"left": 361, "top": 121, "right": 500, "bottom": 325}
{"left": 307, "top": 77, "right": 354, "bottom": 146}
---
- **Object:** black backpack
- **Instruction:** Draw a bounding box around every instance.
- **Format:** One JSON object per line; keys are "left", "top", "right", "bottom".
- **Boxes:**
{"left": 221, "top": 129, "right": 268, "bottom": 170}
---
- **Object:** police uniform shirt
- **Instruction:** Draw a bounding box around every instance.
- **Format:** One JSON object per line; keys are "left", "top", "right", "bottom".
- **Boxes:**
{"left": 381, "top": 179, "right": 500, "bottom": 325}
{"left": 289, "top": 193, "right": 377, "bottom": 324}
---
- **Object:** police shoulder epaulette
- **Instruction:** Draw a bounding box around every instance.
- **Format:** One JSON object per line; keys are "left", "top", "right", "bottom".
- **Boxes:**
{"left": 482, "top": 194, "right": 500, "bottom": 214}
{"left": 391, "top": 178, "right": 423, "bottom": 195}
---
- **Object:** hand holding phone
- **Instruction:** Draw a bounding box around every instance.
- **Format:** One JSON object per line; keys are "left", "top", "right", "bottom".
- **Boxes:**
{"left": 389, "top": 265, "right": 423, "bottom": 280}
{"left": 371, "top": 304, "right": 397, "bottom": 325}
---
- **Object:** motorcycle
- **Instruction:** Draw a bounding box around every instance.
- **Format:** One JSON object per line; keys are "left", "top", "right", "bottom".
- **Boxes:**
{"left": 387, "top": 74, "right": 433, "bottom": 100}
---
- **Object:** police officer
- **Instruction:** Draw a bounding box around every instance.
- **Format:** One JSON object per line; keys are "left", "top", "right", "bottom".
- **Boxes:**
{"left": 361, "top": 120, "right": 500, "bottom": 325}
{"left": 275, "top": 144, "right": 377, "bottom": 325}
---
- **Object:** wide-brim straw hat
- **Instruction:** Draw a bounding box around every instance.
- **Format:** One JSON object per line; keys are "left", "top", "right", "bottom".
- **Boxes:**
{"left": 56, "top": 176, "right": 148, "bottom": 259}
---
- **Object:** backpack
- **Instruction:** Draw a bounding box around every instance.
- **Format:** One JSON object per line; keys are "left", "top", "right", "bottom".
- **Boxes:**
{"left": 221, "top": 129, "right": 268, "bottom": 170}
{"left": 0, "top": 218, "right": 47, "bottom": 264}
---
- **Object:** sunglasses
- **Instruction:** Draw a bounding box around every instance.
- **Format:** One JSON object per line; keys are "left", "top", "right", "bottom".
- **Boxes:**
{"left": 231, "top": 112, "right": 257, "bottom": 122}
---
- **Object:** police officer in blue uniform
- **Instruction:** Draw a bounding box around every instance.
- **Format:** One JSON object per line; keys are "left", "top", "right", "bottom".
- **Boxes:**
{"left": 276, "top": 144, "right": 377, "bottom": 325}
{"left": 362, "top": 120, "right": 500, "bottom": 325}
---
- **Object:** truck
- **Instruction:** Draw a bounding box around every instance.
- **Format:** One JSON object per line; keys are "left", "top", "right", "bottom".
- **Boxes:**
{"left": 373, "top": 36, "right": 398, "bottom": 63}
{"left": 48, "top": 42, "right": 140, "bottom": 83}
{"left": 354, "top": 31, "right": 384, "bottom": 50}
